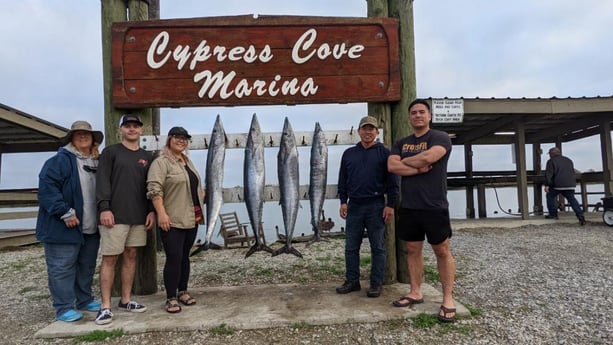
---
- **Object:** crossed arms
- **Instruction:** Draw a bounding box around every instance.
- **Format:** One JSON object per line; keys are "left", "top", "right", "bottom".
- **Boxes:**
{"left": 387, "top": 145, "right": 447, "bottom": 176}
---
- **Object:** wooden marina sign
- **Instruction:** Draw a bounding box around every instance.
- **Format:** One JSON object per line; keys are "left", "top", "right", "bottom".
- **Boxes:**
{"left": 111, "top": 15, "right": 400, "bottom": 108}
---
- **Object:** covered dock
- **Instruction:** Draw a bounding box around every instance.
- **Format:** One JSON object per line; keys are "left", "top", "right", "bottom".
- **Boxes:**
{"left": 0, "top": 103, "right": 68, "bottom": 247}
{"left": 431, "top": 96, "right": 613, "bottom": 219}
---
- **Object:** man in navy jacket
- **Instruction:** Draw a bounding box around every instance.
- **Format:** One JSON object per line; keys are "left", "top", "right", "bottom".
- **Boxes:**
{"left": 337, "top": 115, "right": 399, "bottom": 298}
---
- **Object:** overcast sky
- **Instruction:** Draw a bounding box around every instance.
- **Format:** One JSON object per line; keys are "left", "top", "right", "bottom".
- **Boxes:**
{"left": 1, "top": 0, "right": 611, "bottom": 201}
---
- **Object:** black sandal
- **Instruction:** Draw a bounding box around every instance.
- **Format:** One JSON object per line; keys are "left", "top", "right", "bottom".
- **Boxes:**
{"left": 437, "top": 305, "right": 456, "bottom": 323}
{"left": 165, "top": 298, "right": 182, "bottom": 313}
{"left": 392, "top": 296, "right": 424, "bottom": 307}
{"left": 178, "top": 291, "right": 197, "bottom": 306}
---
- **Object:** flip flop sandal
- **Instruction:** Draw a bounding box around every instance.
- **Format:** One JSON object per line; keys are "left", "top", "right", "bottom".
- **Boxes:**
{"left": 437, "top": 305, "right": 456, "bottom": 323}
{"left": 392, "top": 296, "right": 424, "bottom": 307}
{"left": 179, "top": 291, "right": 197, "bottom": 306}
{"left": 165, "top": 298, "right": 182, "bottom": 313}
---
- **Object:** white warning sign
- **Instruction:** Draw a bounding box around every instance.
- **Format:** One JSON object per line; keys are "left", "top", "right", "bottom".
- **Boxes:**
{"left": 432, "top": 99, "right": 464, "bottom": 123}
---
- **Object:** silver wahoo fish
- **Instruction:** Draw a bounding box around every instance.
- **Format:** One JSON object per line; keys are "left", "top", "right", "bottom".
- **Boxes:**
{"left": 273, "top": 117, "right": 303, "bottom": 258}
{"left": 191, "top": 115, "right": 225, "bottom": 256}
{"left": 308, "top": 122, "right": 328, "bottom": 243}
{"left": 244, "top": 114, "right": 273, "bottom": 258}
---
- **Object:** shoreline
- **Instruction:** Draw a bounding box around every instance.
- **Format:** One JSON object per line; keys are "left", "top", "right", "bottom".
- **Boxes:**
{"left": 0, "top": 219, "right": 611, "bottom": 344}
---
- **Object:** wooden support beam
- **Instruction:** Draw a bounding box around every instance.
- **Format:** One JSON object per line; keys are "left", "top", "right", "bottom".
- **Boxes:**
{"left": 0, "top": 107, "right": 66, "bottom": 139}
{"left": 384, "top": 0, "right": 416, "bottom": 286}
{"left": 456, "top": 117, "right": 515, "bottom": 144}
{"left": 477, "top": 184, "right": 487, "bottom": 218}
{"left": 514, "top": 120, "right": 529, "bottom": 219}
{"left": 600, "top": 117, "right": 613, "bottom": 195}
{"left": 532, "top": 144, "right": 543, "bottom": 215}
{"left": 464, "top": 144, "right": 475, "bottom": 218}
{"left": 526, "top": 116, "right": 602, "bottom": 143}
{"left": 101, "top": 0, "right": 156, "bottom": 296}
{"left": 0, "top": 230, "right": 37, "bottom": 249}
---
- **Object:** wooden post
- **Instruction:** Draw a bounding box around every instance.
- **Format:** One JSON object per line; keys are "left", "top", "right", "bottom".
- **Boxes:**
{"left": 367, "top": 0, "right": 397, "bottom": 285}
{"left": 101, "top": 0, "right": 157, "bottom": 295}
{"left": 464, "top": 144, "right": 475, "bottom": 218}
{"left": 148, "top": 0, "right": 161, "bottom": 136}
{"left": 387, "top": 0, "right": 416, "bottom": 284}
{"left": 600, "top": 118, "right": 613, "bottom": 195}
{"left": 580, "top": 179, "right": 588, "bottom": 212}
{"left": 514, "top": 120, "right": 529, "bottom": 220}
{"left": 532, "top": 144, "right": 543, "bottom": 215}
{"left": 555, "top": 140, "right": 565, "bottom": 212}
{"left": 477, "top": 184, "right": 487, "bottom": 218}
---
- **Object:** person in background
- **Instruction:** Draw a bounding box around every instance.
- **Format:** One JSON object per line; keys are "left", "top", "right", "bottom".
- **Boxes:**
{"left": 388, "top": 99, "right": 457, "bottom": 323}
{"left": 544, "top": 147, "right": 586, "bottom": 225}
{"left": 36, "top": 120, "right": 103, "bottom": 322}
{"left": 336, "top": 115, "right": 399, "bottom": 298}
{"left": 95, "top": 114, "right": 155, "bottom": 325}
{"left": 147, "top": 127, "right": 204, "bottom": 313}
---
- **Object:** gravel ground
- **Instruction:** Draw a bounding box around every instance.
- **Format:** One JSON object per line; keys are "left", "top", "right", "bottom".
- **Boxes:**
{"left": 1, "top": 220, "right": 611, "bottom": 344}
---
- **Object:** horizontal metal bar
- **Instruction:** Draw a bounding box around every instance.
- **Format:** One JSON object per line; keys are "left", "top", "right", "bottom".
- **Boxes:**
{"left": 221, "top": 185, "right": 338, "bottom": 203}
{"left": 140, "top": 129, "right": 383, "bottom": 151}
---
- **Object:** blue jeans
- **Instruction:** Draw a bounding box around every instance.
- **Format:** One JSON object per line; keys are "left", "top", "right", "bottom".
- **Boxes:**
{"left": 546, "top": 189, "right": 584, "bottom": 218}
{"left": 44, "top": 233, "right": 100, "bottom": 316}
{"left": 344, "top": 198, "right": 386, "bottom": 286}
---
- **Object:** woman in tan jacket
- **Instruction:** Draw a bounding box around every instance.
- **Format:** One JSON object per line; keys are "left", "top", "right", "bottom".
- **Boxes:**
{"left": 147, "top": 127, "right": 204, "bottom": 313}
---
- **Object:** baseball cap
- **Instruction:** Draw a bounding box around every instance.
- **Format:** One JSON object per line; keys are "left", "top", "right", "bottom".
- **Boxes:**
{"left": 119, "top": 114, "right": 143, "bottom": 127}
{"left": 168, "top": 126, "right": 192, "bottom": 139}
{"left": 359, "top": 116, "right": 378, "bottom": 128}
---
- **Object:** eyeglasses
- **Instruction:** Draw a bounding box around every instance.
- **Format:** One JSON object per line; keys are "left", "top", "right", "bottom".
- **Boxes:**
{"left": 82, "top": 165, "right": 97, "bottom": 173}
{"left": 172, "top": 135, "right": 189, "bottom": 142}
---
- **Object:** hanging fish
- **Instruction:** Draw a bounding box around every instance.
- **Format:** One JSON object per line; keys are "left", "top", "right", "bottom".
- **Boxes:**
{"left": 273, "top": 117, "right": 303, "bottom": 258}
{"left": 308, "top": 122, "right": 328, "bottom": 244}
{"left": 244, "top": 114, "right": 274, "bottom": 258}
{"left": 191, "top": 115, "right": 225, "bottom": 256}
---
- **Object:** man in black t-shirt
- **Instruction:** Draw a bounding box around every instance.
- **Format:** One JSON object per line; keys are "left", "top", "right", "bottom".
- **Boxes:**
{"left": 388, "top": 99, "right": 457, "bottom": 323}
{"left": 94, "top": 114, "right": 155, "bottom": 325}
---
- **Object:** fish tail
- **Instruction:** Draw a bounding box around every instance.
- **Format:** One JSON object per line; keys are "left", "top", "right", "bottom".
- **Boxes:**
{"left": 245, "top": 243, "right": 275, "bottom": 258}
{"left": 272, "top": 245, "right": 303, "bottom": 258}
{"left": 244, "top": 246, "right": 257, "bottom": 258}
{"left": 289, "top": 246, "right": 303, "bottom": 258}
{"left": 208, "top": 242, "right": 222, "bottom": 250}
{"left": 189, "top": 243, "right": 209, "bottom": 257}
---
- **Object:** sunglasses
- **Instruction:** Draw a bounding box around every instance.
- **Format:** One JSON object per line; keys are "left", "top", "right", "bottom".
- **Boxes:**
{"left": 82, "top": 165, "right": 97, "bottom": 173}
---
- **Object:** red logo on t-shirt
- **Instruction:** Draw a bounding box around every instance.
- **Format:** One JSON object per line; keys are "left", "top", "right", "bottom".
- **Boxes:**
{"left": 138, "top": 159, "right": 148, "bottom": 166}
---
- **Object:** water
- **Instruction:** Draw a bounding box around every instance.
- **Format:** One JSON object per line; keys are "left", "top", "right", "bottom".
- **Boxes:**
{"left": 195, "top": 199, "right": 341, "bottom": 245}
{"left": 4, "top": 184, "right": 605, "bottom": 243}
{"left": 0, "top": 206, "right": 38, "bottom": 231}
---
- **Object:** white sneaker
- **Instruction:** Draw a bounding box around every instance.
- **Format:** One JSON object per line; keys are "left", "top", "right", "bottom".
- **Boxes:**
{"left": 95, "top": 308, "right": 113, "bottom": 325}
{"left": 118, "top": 300, "right": 147, "bottom": 313}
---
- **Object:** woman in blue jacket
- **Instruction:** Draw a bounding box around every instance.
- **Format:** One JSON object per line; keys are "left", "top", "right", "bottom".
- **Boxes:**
{"left": 36, "top": 121, "right": 103, "bottom": 322}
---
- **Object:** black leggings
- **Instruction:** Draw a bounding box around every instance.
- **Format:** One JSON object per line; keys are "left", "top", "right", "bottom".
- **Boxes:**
{"left": 160, "top": 227, "right": 197, "bottom": 299}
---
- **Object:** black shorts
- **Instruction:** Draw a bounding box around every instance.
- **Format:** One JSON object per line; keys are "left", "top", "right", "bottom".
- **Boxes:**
{"left": 397, "top": 208, "right": 452, "bottom": 245}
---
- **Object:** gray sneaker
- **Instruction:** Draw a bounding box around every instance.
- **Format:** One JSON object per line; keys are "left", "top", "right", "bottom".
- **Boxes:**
{"left": 118, "top": 300, "right": 147, "bottom": 313}
{"left": 95, "top": 308, "right": 113, "bottom": 325}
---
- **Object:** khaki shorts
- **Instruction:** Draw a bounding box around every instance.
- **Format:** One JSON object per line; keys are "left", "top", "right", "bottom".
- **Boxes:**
{"left": 99, "top": 224, "right": 147, "bottom": 255}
